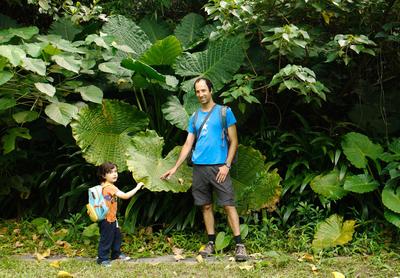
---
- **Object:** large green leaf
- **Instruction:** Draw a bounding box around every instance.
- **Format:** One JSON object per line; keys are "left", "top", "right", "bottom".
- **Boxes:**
{"left": 310, "top": 169, "right": 347, "bottom": 200}
{"left": 12, "top": 110, "right": 39, "bottom": 123}
{"left": 139, "top": 16, "right": 171, "bottom": 43}
{"left": 126, "top": 130, "right": 192, "bottom": 192}
{"left": 384, "top": 209, "right": 400, "bottom": 229}
{"left": 71, "top": 100, "right": 149, "bottom": 171}
{"left": 102, "top": 15, "right": 151, "bottom": 58}
{"left": 37, "top": 35, "right": 84, "bottom": 54}
{"left": 121, "top": 58, "right": 165, "bottom": 82}
{"left": 174, "top": 36, "right": 246, "bottom": 92}
{"left": 139, "top": 35, "right": 182, "bottom": 66}
{"left": 75, "top": 85, "right": 103, "bottom": 104}
{"left": 0, "top": 45, "right": 26, "bottom": 66}
{"left": 48, "top": 17, "right": 82, "bottom": 41}
{"left": 0, "top": 97, "right": 16, "bottom": 110}
{"left": 0, "top": 26, "right": 39, "bottom": 43}
{"left": 52, "top": 54, "right": 81, "bottom": 73}
{"left": 1, "top": 127, "right": 31, "bottom": 154}
{"left": 174, "top": 13, "right": 206, "bottom": 50}
{"left": 341, "top": 132, "right": 383, "bottom": 169}
{"left": 382, "top": 184, "right": 400, "bottom": 213}
{"left": 343, "top": 174, "right": 380, "bottom": 193}
{"left": 21, "top": 58, "right": 46, "bottom": 76}
{"left": 34, "top": 82, "right": 56, "bottom": 97}
{"left": 161, "top": 92, "right": 198, "bottom": 131}
{"left": 45, "top": 102, "right": 78, "bottom": 126}
{"left": 312, "top": 214, "right": 356, "bottom": 250}
{"left": 0, "top": 70, "right": 13, "bottom": 85}
{"left": 231, "top": 145, "right": 282, "bottom": 214}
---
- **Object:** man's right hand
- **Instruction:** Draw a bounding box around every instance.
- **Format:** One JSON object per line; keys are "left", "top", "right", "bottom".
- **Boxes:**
{"left": 160, "top": 167, "right": 177, "bottom": 180}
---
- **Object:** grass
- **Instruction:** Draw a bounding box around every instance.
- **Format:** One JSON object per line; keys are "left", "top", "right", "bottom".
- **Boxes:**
{"left": 1, "top": 218, "right": 400, "bottom": 277}
{"left": 1, "top": 253, "right": 400, "bottom": 277}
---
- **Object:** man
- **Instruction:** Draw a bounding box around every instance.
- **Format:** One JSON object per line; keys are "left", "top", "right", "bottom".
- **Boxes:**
{"left": 160, "top": 77, "right": 247, "bottom": 262}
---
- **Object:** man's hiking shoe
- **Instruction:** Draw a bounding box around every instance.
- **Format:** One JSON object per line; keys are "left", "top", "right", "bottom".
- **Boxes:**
{"left": 199, "top": 241, "right": 215, "bottom": 258}
{"left": 99, "top": 260, "right": 111, "bottom": 267}
{"left": 235, "top": 244, "right": 248, "bottom": 262}
{"left": 114, "top": 253, "right": 131, "bottom": 261}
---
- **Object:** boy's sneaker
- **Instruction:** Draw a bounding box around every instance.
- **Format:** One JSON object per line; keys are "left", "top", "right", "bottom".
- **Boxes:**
{"left": 99, "top": 260, "right": 112, "bottom": 267}
{"left": 199, "top": 241, "right": 215, "bottom": 258}
{"left": 235, "top": 244, "right": 248, "bottom": 262}
{"left": 115, "top": 253, "right": 131, "bottom": 261}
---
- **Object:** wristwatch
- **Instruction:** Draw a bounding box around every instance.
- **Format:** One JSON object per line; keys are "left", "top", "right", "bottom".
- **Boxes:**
{"left": 224, "top": 163, "right": 231, "bottom": 169}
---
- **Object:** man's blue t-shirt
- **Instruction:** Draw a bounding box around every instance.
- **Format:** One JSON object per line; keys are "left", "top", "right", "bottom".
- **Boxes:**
{"left": 187, "top": 105, "right": 236, "bottom": 165}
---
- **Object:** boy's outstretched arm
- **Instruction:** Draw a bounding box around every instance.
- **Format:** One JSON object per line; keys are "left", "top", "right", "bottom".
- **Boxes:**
{"left": 160, "top": 133, "right": 195, "bottom": 180}
{"left": 116, "top": 182, "right": 144, "bottom": 199}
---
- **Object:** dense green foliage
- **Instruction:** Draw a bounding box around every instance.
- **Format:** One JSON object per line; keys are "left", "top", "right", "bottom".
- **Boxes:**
{"left": 1, "top": 0, "right": 399, "bottom": 252}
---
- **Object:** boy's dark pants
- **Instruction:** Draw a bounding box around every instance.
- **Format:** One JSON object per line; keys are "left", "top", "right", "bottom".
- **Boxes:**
{"left": 97, "top": 220, "right": 121, "bottom": 263}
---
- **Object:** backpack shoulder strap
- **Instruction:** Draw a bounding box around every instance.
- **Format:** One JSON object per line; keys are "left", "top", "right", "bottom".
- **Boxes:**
{"left": 192, "top": 110, "right": 199, "bottom": 136}
{"left": 221, "top": 105, "right": 227, "bottom": 130}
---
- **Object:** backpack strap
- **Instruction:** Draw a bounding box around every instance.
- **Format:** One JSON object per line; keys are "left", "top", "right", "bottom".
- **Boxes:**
{"left": 220, "top": 106, "right": 228, "bottom": 145}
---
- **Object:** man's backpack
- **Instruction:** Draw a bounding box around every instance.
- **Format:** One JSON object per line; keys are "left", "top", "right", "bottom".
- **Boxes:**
{"left": 86, "top": 185, "right": 109, "bottom": 222}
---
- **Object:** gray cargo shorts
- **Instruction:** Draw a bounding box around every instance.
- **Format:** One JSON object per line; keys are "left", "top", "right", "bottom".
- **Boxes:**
{"left": 192, "top": 164, "right": 235, "bottom": 206}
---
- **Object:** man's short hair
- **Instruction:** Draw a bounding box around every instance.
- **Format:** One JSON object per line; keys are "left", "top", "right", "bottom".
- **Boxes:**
{"left": 97, "top": 162, "right": 117, "bottom": 182}
{"left": 194, "top": 77, "right": 213, "bottom": 92}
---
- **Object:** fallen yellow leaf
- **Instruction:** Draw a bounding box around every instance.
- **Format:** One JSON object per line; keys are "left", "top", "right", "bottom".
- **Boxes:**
{"left": 14, "top": 241, "right": 24, "bottom": 248}
{"left": 239, "top": 264, "right": 253, "bottom": 271}
{"left": 332, "top": 271, "right": 345, "bottom": 278}
{"left": 57, "top": 270, "right": 73, "bottom": 277}
{"left": 172, "top": 246, "right": 183, "bottom": 255}
{"left": 303, "top": 253, "right": 314, "bottom": 262}
{"left": 196, "top": 254, "right": 204, "bottom": 263}
{"left": 310, "top": 264, "right": 318, "bottom": 272}
{"left": 174, "top": 254, "right": 184, "bottom": 261}
{"left": 50, "top": 261, "right": 60, "bottom": 268}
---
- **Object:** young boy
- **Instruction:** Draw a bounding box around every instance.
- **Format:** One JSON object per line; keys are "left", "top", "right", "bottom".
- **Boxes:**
{"left": 96, "top": 162, "right": 144, "bottom": 267}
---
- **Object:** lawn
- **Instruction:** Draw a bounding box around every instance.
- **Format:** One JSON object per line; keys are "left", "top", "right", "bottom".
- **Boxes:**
{"left": 1, "top": 252, "right": 399, "bottom": 277}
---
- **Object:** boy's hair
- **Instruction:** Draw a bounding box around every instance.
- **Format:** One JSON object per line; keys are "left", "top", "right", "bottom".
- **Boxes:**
{"left": 194, "top": 77, "right": 213, "bottom": 92}
{"left": 97, "top": 162, "right": 117, "bottom": 182}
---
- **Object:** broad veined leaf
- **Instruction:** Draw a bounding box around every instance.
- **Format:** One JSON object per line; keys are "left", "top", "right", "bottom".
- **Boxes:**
{"left": 52, "top": 54, "right": 81, "bottom": 73}
{"left": 126, "top": 130, "right": 192, "bottom": 192}
{"left": 75, "top": 85, "right": 103, "bottom": 104}
{"left": 174, "top": 13, "right": 206, "bottom": 50}
{"left": 214, "top": 232, "right": 231, "bottom": 252}
{"left": 0, "top": 26, "right": 39, "bottom": 43}
{"left": 0, "top": 97, "right": 16, "bottom": 110}
{"left": 48, "top": 17, "right": 82, "bottom": 41}
{"left": 231, "top": 145, "right": 282, "bottom": 214}
{"left": 161, "top": 92, "right": 198, "bottom": 130}
{"left": 71, "top": 100, "right": 149, "bottom": 171}
{"left": 382, "top": 184, "right": 400, "bottom": 213}
{"left": 0, "top": 70, "right": 13, "bottom": 85}
{"left": 384, "top": 209, "right": 400, "bottom": 229}
{"left": 140, "top": 35, "right": 182, "bottom": 66}
{"left": 12, "top": 110, "right": 39, "bottom": 123}
{"left": 310, "top": 169, "right": 347, "bottom": 200}
{"left": 102, "top": 15, "right": 151, "bottom": 58}
{"left": 35, "top": 82, "right": 56, "bottom": 97}
{"left": 343, "top": 174, "right": 380, "bottom": 193}
{"left": 98, "top": 61, "right": 131, "bottom": 76}
{"left": 121, "top": 58, "right": 165, "bottom": 82}
{"left": 1, "top": 127, "right": 31, "bottom": 154}
{"left": 174, "top": 35, "right": 247, "bottom": 92}
{"left": 45, "top": 102, "right": 78, "bottom": 126}
{"left": 37, "top": 35, "right": 84, "bottom": 53}
{"left": 161, "top": 96, "right": 189, "bottom": 130}
{"left": 23, "top": 42, "right": 47, "bottom": 57}
{"left": 139, "top": 16, "right": 171, "bottom": 43}
{"left": 341, "top": 132, "right": 383, "bottom": 169}
{"left": 0, "top": 45, "right": 26, "bottom": 66}
{"left": 312, "top": 214, "right": 356, "bottom": 250}
{"left": 22, "top": 58, "right": 46, "bottom": 76}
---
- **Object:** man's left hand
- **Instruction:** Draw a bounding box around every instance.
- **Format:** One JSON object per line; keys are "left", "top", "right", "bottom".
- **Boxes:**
{"left": 216, "top": 165, "right": 230, "bottom": 183}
